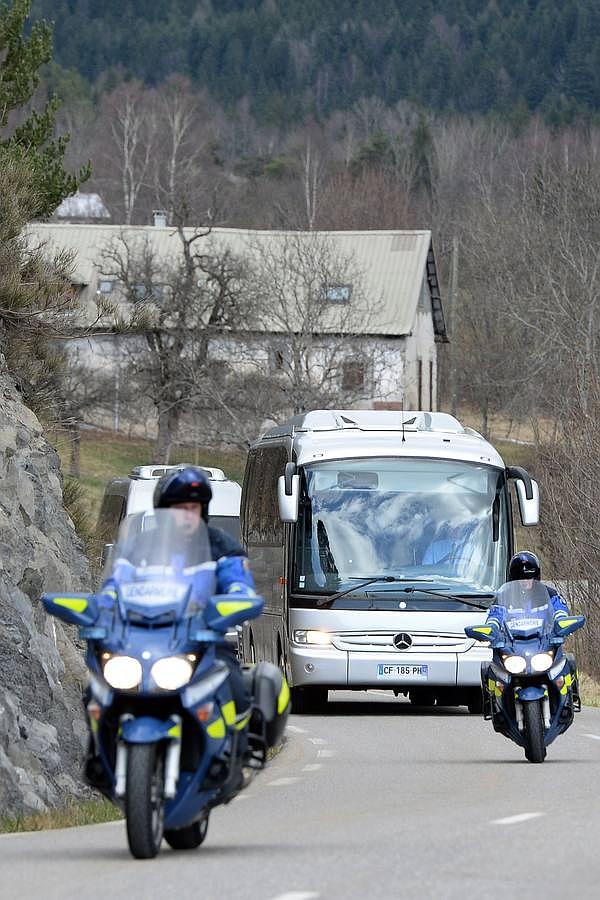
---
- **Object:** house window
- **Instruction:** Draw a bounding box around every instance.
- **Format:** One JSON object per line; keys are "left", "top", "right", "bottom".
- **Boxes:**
{"left": 342, "top": 360, "right": 365, "bottom": 392}
{"left": 98, "top": 279, "right": 115, "bottom": 294}
{"left": 133, "top": 283, "right": 148, "bottom": 300}
{"left": 270, "top": 348, "right": 285, "bottom": 371}
{"left": 323, "top": 284, "right": 352, "bottom": 304}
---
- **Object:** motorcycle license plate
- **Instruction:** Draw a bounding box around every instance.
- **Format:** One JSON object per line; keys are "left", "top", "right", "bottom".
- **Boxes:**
{"left": 376, "top": 664, "right": 429, "bottom": 680}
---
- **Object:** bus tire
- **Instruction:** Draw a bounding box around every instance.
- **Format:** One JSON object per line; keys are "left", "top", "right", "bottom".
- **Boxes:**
{"left": 291, "top": 686, "right": 328, "bottom": 714}
{"left": 409, "top": 688, "right": 435, "bottom": 707}
{"left": 467, "top": 689, "right": 484, "bottom": 714}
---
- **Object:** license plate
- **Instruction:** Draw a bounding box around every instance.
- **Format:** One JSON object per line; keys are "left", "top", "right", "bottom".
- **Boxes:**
{"left": 376, "top": 664, "right": 429, "bottom": 680}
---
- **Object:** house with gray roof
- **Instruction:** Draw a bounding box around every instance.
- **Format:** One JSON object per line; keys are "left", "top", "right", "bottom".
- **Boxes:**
{"left": 27, "top": 223, "right": 447, "bottom": 413}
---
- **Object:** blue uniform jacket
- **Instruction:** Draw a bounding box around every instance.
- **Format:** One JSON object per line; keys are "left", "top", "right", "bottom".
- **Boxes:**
{"left": 486, "top": 583, "right": 568, "bottom": 632}
{"left": 99, "top": 525, "right": 256, "bottom": 607}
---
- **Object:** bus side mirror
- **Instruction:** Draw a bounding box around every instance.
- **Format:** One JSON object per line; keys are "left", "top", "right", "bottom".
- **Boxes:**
{"left": 278, "top": 462, "right": 299, "bottom": 523}
{"left": 507, "top": 466, "right": 539, "bottom": 526}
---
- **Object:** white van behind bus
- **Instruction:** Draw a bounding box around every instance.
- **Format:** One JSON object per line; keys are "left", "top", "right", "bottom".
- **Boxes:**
{"left": 96, "top": 464, "right": 242, "bottom": 548}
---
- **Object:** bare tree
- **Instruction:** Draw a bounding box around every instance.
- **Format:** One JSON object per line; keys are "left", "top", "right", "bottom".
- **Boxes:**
{"left": 240, "top": 232, "right": 387, "bottom": 417}
{"left": 93, "top": 83, "right": 157, "bottom": 224}
{"left": 99, "top": 226, "right": 252, "bottom": 461}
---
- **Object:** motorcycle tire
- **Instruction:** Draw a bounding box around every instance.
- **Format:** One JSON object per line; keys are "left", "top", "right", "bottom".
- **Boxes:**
{"left": 523, "top": 700, "right": 546, "bottom": 763}
{"left": 125, "top": 742, "right": 165, "bottom": 859}
{"left": 165, "top": 813, "right": 209, "bottom": 850}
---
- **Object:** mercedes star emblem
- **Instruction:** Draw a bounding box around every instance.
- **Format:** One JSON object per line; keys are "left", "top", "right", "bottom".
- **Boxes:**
{"left": 393, "top": 632, "right": 413, "bottom": 650}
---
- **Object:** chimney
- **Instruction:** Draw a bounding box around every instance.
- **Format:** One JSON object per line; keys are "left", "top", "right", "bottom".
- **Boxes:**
{"left": 153, "top": 209, "right": 168, "bottom": 227}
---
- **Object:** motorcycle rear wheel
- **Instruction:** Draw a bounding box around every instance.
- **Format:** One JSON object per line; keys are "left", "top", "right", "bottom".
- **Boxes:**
{"left": 165, "top": 813, "right": 210, "bottom": 850}
{"left": 125, "top": 742, "right": 165, "bottom": 858}
{"left": 523, "top": 700, "right": 546, "bottom": 763}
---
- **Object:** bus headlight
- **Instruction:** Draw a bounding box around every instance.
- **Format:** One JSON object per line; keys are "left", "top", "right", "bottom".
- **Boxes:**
{"left": 151, "top": 657, "right": 194, "bottom": 690}
{"left": 502, "top": 655, "right": 527, "bottom": 674}
{"left": 103, "top": 655, "right": 143, "bottom": 690}
{"left": 531, "top": 652, "right": 554, "bottom": 673}
{"left": 293, "top": 630, "right": 332, "bottom": 646}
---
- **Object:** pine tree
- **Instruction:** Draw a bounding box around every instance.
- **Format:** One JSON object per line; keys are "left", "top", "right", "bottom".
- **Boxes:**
{"left": 0, "top": 0, "right": 90, "bottom": 218}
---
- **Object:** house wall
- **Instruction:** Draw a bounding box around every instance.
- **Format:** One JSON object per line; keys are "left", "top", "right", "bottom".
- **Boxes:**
{"left": 400, "top": 276, "right": 437, "bottom": 411}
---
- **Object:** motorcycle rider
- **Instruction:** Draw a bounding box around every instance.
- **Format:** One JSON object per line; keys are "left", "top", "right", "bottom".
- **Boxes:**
{"left": 485, "top": 551, "right": 569, "bottom": 638}
{"left": 149, "top": 466, "right": 256, "bottom": 713}
{"left": 85, "top": 466, "right": 256, "bottom": 789}
{"left": 482, "top": 550, "right": 580, "bottom": 719}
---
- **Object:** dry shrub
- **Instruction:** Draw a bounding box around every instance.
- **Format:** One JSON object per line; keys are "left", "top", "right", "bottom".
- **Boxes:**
{"left": 536, "top": 393, "right": 600, "bottom": 679}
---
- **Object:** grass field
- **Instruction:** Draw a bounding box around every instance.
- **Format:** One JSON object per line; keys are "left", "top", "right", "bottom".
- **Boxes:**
{"left": 49, "top": 427, "right": 247, "bottom": 529}
{"left": 0, "top": 797, "right": 122, "bottom": 834}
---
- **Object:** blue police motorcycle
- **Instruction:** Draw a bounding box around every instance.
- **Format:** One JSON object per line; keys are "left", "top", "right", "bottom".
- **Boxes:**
{"left": 466, "top": 580, "right": 584, "bottom": 763}
{"left": 42, "top": 509, "right": 289, "bottom": 858}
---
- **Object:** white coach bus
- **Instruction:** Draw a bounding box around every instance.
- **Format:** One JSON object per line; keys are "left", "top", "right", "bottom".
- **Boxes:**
{"left": 240, "top": 410, "right": 539, "bottom": 713}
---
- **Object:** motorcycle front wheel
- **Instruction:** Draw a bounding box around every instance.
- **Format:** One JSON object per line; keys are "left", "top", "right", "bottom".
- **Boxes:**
{"left": 165, "top": 813, "right": 210, "bottom": 850}
{"left": 125, "top": 742, "right": 165, "bottom": 858}
{"left": 523, "top": 700, "right": 546, "bottom": 763}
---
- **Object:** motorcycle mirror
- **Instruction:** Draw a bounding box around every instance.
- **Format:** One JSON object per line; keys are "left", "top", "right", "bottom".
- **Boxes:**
{"left": 465, "top": 625, "right": 494, "bottom": 642}
{"left": 42, "top": 593, "right": 99, "bottom": 628}
{"left": 553, "top": 615, "right": 585, "bottom": 638}
{"left": 204, "top": 593, "right": 265, "bottom": 633}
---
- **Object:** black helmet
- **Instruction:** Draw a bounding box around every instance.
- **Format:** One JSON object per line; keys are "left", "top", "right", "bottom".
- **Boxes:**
{"left": 153, "top": 466, "right": 212, "bottom": 520}
{"left": 508, "top": 551, "right": 541, "bottom": 581}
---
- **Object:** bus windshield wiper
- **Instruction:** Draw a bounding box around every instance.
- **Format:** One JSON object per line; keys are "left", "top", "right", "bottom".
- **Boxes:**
{"left": 315, "top": 576, "right": 403, "bottom": 608}
{"left": 316, "top": 577, "right": 494, "bottom": 610}
{"left": 393, "top": 585, "right": 494, "bottom": 610}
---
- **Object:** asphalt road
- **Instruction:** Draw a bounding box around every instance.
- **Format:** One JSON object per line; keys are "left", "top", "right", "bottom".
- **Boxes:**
{"left": 3, "top": 691, "right": 600, "bottom": 900}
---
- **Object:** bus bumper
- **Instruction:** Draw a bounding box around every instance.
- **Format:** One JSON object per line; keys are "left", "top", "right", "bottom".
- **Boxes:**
{"left": 289, "top": 644, "right": 348, "bottom": 687}
{"left": 289, "top": 645, "right": 492, "bottom": 689}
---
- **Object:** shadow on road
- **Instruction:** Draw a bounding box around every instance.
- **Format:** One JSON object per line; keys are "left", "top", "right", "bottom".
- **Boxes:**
{"left": 299, "top": 694, "right": 470, "bottom": 718}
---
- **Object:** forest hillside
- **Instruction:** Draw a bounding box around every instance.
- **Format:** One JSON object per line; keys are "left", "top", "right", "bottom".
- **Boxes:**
{"left": 34, "top": 0, "right": 600, "bottom": 125}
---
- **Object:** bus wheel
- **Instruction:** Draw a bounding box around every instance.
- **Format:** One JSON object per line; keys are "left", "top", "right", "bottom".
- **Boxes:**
{"left": 409, "top": 688, "right": 436, "bottom": 708}
{"left": 278, "top": 645, "right": 286, "bottom": 679}
{"left": 467, "top": 689, "right": 483, "bottom": 714}
{"left": 291, "top": 686, "right": 328, "bottom": 714}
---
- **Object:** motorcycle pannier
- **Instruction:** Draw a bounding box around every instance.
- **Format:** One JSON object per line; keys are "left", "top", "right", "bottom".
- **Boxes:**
{"left": 247, "top": 661, "right": 290, "bottom": 748}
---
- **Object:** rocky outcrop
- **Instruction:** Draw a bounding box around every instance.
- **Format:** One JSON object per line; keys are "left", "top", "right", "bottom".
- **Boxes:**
{"left": 0, "top": 370, "right": 92, "bottom": 816}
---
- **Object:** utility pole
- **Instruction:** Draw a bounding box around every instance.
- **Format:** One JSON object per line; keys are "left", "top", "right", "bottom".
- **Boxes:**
{"left": 448, "top": 234, "right": 459, "bottom": 416}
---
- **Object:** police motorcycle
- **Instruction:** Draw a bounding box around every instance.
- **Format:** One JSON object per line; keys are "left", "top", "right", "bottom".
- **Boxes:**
{"left": 465, "top": 579, "right": 584, "bottom": 763}
{"left": 42, "top": 509, "right": 289, "bottom": 858}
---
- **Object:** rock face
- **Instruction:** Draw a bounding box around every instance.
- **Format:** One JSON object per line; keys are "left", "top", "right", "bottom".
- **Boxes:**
{"left": 0, "top": 370, "right": 92, "bottom": 816}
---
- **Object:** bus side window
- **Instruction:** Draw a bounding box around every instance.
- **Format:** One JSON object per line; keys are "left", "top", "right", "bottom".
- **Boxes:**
{"left": 97, "top": 493, "right": 126, "bottom": 544}
{"left": 246, "top": 446, "right": 287, "bottom": 545}
{"left": 241, "top": 453, "right": 256, "bottom": 546}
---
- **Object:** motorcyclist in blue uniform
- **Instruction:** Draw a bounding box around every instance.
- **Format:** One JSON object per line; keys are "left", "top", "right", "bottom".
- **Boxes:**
{"left": 482, "top": 550, "right": 579, "bottom": 720}
{"left": 485, "top": 551, "right": 569, "bottom": 639}
{"left": 85, "top": 466, "right": 256, "bottom": 789}
{"left": 148, "top": 466, "right": 255, "bottom": 716}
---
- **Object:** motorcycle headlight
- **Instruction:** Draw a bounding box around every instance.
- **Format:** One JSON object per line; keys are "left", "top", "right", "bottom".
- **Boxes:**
{"left": 502, "top": 655, "right": 527, "bottom": 674}
{"left": 151, "top": 656, "right": 194, "bottom": 690}
{"left": 531, "top": 652, "right": 554, "bottom": 673}
{"left": 103, "top": 655, "right": 142, "bottom": 690}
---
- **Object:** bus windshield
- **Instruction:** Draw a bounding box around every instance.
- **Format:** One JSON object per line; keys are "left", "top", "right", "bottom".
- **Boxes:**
{"left": 293, "top": 457, "right": 509, "bottom": 599}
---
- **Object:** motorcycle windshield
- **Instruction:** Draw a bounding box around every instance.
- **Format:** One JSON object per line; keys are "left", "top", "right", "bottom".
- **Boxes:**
{"left": 101, "top": 508, "right": 215, "bottom": 618}
{"left": 495, "top": 580, "right": 553, "bottom": 638}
